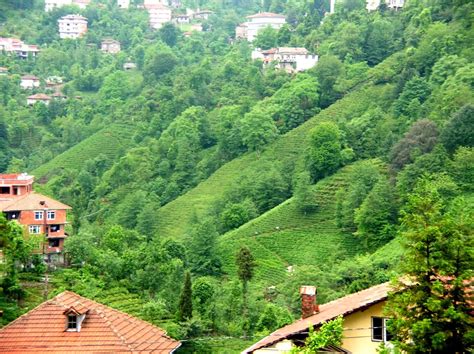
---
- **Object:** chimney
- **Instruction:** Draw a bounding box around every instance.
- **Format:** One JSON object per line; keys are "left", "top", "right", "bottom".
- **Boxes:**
{"left": 300, "top": 285, "right": 319, "bottom": 319}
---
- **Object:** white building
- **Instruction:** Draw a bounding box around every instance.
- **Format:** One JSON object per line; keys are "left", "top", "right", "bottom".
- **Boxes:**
{"left": 45, "top": 0, "right": 90, "bottom": 11}
{"left": 58, "top": 14, "right": 88, "bottom": 39}
{"left": 236, "top": 12, "right": 286, "bottom": 42}
{"left": 27, "top": 93, "right": 51, "bottom": 106}
{"left": 367, "top": 0, "right": 404, "bottom": 11}
{"left": 145, "top": 3, "right": 172, "bottom": 29}
{"left": 252, "top": 47, "right": 318, "bottom": 73}
{"left": 20, "top": 75, "right": 41, "bottom": 90}
{"left": 117, "top": 0, "right": 130, "bottom": 8}
{"left": 0, "top": 37, "right": 40, "bottom": 59}
{"left": 101, "top": 39, "right": 121, "bottom": 54}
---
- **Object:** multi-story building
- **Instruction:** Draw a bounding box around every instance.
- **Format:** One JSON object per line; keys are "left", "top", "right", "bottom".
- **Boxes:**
{"left": 0, "top": 173, "right": 71, "bottom": 264}
{"left": 252, "top": 47, "right": 319, "bottom": 73}
{"left": 0, "top": 37, "right": 40, "bottom": 59}
{"left": 58, "top": 14, "right": 88, "bottom": 39}
{"left": 101, "top": 38, "right": 121, "bottom": 53}
{"left": 236, "top": 12, "right": 286, "bottom": 42}
{"left": 145, "top": 3, "right": 172, "bottom": 29}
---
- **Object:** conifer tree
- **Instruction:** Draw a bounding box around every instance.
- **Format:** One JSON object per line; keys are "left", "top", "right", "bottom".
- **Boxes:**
{"left": 177, "top": 271, "right": 193, "bottom": 321}
{"left": 386, "top": 174, "right": 473, "bottom": 353}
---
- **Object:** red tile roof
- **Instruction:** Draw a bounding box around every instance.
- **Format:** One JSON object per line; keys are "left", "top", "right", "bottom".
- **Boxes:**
{"left": 243, "top": 282, "right": 392, "bottom": 353}
{"left": 0, "top": 192, "right": 71, "bottom": 211}
{"left": 0, "top": 291, "right": 181, "bottom": 353}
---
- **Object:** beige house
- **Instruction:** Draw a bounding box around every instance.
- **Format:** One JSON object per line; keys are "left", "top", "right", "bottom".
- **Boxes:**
{"left": 252, "top": 47, "right": 319, "bottom": 73}
{"left": 236, "top": 12, "right": 286, "bottom": 42}
{"left": 58, "top": 14, "right": 88, "bottom": 39}
{"left": 20, "top": 75, "right": 41, "bottom": 90}
{"left": 145, "top": 3, "right": 172, "bottom": 29}
{"left": 101, "top": 39, "right": 121, "bottom": 53}
{"left": 27, "top": 93, "right": 52, "bottom": 106}
{"left": 243, "top": 283, "right": 393, "bottom": 354}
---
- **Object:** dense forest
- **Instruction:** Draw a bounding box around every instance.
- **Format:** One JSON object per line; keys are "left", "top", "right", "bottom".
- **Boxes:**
{"left": 0, "top": 0, "right": 472, "bottom": 352}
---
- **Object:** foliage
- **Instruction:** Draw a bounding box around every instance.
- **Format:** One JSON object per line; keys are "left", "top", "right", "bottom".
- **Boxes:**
{"left": 293, "top": 316, "right": 344, "bottom": 353}
{"left": 177, "top": 271, "right": 193, "bottom": 321}
{"left": 386, "top": 174, "right": 473, "bottom": 353}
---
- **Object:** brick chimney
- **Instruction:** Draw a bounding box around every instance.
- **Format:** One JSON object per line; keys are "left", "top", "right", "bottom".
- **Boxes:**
{"left": 300, "top": 285, "right": 319, "bottom": 319}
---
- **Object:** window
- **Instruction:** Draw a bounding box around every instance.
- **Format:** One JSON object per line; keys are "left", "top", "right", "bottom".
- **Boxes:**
{"left": 34, "top": 211, "right": 44, "bottom": 220}
{"left": 47, "top": 211, "right": 56, "bottom": 220}
{"left": 29, "top": 225, "right": 41, "bottom": 234}
{"left": 372, "top": 317, "right": 392, "bottom": 342}
{"left": 49, "top": 239, "right": 60, "bottom": 248}
{"left": 67, "top": 315, "right": 77, "bottom": 330}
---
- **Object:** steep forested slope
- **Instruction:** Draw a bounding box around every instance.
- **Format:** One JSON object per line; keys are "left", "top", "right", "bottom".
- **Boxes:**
{"left": 0, "top": 0, "right": 473, "bottom": 352}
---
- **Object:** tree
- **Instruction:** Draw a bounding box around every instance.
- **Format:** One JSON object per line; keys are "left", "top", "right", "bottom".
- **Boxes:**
{"left": 440, "top": 104, "right": 474, "bottom": 154}
{"left": 354, "top": 176, "right": 398, "bottom": 250}
{"left": 386, "top": 174, "right": 473, "bottom": 353}
{"left": 306, "top": 121, "right": 343, "bottom": 181}
{"left": 389, "top": 119, "right": 439, "bottom": 172}
{"left": 293, "top": 171, "right": 317, "bottom": 213}
{"left": 187, "top": 218, "right": 222, "bottom": 276}
{"left": 240, "top": 108, "right": 278, "bottom": 153}
{"left": 236, "top": 246, "right": 256, "bottom": 333}
{"left": 159, "top": 23, "right": 180, "bottom": 47}
{"left": 294, "top": 316, "right": 344, "bottom": 353}
{"left": 177, "top": 271, "right": 193, "bottom": 321}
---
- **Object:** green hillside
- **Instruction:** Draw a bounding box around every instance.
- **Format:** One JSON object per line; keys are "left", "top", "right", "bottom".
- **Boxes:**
{"left": 154, "top": 77, "right": 395, "bottom": 241}
{"left": 31, "top": 124, "right": 135, "bottom": 182}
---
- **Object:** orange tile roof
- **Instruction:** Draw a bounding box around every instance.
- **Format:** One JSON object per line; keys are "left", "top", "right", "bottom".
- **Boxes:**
{"left": 0, "top": 291, "right": 181, "bottom": 353}
{"left": 243, "top": 282, "right": 392, "bottom": 353}
{"left": 0, "top": 192, "right": 71, "bottom": 211}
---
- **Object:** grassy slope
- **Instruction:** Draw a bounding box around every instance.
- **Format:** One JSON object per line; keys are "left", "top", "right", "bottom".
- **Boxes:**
{"left": 154, "top": 82, "right": 394, "bottom": 241}
{"left": 31, "top": 123, "right": 135, "bottom": 182}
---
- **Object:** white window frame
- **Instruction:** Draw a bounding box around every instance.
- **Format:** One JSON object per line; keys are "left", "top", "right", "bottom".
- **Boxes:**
{"left": 34, "top": 211, "right": 44, "bottom": 220}
{"left": 372, "top": 317, "right": 392, "bottom": 343}
{"left": 29, "top": 225, "right": 41, "bottom": 234}
{"left": 47, "top": 211, "right": 56, "bottom": 220}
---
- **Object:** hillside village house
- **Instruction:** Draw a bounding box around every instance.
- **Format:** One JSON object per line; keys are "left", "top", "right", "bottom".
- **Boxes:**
{"left": 236, "top": 12, "right": 286, "bottom": 42}
{"left": 145, "top": 3, "right": 172, "bottom": 29}
{"left": 366, "top": 0, "right": 404, "bottom": 11}
{"left": 0, "top": 173, "right": 71, "bottom": 264}
{"left": 0, "top": 37, "right": 40, "bottom": 59}
{"left": 20, "top": 74, "right": 40, "bottom": 89}
{"left": 27, "top": 93, "right": 52, "bottom": 105}
{"left": 117, "top": 0, "right": 130, "bottom": 8}
{"left": 45, "top": 0, "right": 91, "bottom": 11}
{"left": 243, "top": 283, "right": 394, "bottom": 354}
{"left": 101, "top": 38, "right": 121, "bottom": 53}
{"left": 0, "top": 291, "right": 181, "bottom": 352}
{"left": 252, "top": 47, "right": 319, "bottom": 73}
{"left": 58, "top": 14, "right": 88, "bottom": 39}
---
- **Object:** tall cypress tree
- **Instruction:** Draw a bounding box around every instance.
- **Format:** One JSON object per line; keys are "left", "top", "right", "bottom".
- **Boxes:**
{"left": 177, "top": 271, "right": 193, "bottom": 321}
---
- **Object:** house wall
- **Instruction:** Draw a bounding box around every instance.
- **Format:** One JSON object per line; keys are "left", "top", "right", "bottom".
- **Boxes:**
{"left": 341, "top": 301, "right": 386, "bottom": 353}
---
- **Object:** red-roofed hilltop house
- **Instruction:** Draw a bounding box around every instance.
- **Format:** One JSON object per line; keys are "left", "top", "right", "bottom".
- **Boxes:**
{"left": 20, "top": 74, "right": 40, "bottom": 89}
{"left": 243, "top": 283, "right": 394, "bottom": 354}
{"left": 27, "top": 93, "right": 52, "bottom": 105}
{"left": 0, "top": 173, "right": 71, "bottom": 264}
{"left": 0, "top": 290, "right": 181, "bottom": 352}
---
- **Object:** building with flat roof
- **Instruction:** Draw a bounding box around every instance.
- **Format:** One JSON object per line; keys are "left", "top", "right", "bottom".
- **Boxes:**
{"left": 58, "top": 14, "right": 88, "bottom": 39}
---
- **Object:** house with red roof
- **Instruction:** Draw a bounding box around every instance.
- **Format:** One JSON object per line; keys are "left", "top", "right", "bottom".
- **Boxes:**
{"left": 0, "top": 173, "right": 71, "bottom": 264}
{"left": 0, "top": 290, "right": 181, "bottom": 352}
{"left": 243, "top": 282, "right": 394, "bottom": 354}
